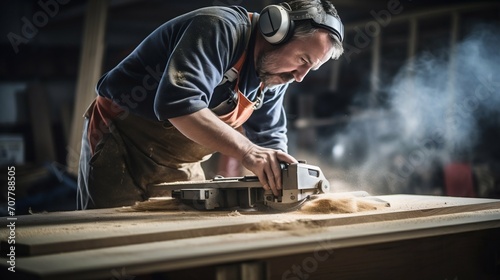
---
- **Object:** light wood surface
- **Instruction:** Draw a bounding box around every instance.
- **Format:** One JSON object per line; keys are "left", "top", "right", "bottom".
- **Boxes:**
{"left": 1, "top": 194, "right": 499, "bottom": 280}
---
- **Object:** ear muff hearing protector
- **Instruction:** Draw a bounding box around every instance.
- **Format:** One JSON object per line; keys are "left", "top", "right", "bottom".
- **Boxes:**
{"left": 258, "top": 3, "right": 344, "bottom": 45}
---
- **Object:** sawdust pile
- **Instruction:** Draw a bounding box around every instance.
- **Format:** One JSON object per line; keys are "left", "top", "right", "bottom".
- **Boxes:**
{"left": 129, "top": 197, "right": 193, "bottom": 211}
{"left": 299, "top": 193, "right": 390, "bottom": 214}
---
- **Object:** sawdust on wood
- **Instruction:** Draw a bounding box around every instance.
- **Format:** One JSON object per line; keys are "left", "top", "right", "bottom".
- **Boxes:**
{"left": 299, "top": 193, "right": 389, "bottom": 214}
{"left": 128, "top": 197, "right": 193, "bottom": 212}
{"left": 246, "top": 219, "right": 322, "bottom": 234}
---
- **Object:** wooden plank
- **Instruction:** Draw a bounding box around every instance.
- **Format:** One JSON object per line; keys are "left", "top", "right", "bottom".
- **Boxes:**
{"left": 1, "top": 208, "right": 499, "bottom": 280}
{"left": 66, "top": 0, "right": 108, "bottom": 175}
{"left": 1, "top": 195, "right": 499, "bottom": 257}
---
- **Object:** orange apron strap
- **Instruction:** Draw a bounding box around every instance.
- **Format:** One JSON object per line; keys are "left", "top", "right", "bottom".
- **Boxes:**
{"left": 217, "top": 12, "right": 264, "bottom": 128}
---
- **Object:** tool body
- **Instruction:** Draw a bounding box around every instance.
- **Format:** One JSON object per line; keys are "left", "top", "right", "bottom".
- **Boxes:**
{"left": 148, "top": 162, "right": 330, "bottom": 211}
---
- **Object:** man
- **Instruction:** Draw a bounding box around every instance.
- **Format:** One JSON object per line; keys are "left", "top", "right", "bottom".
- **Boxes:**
{"left": 78, "top": 0, "right": 344, "bottom": 209}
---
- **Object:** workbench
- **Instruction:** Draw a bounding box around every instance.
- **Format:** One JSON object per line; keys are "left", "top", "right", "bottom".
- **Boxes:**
{"left": 1, "top": 194, "right": 499, "bottom": 280}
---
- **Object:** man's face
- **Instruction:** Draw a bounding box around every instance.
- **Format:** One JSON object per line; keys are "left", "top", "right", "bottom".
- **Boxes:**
{"left": 256, "top": 29, "right": 335, "bottom": 89}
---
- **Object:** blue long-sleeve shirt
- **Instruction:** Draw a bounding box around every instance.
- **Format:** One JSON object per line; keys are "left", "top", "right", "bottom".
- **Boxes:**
{"left": 96, "top": 6, "right": 288, "bottom": 152}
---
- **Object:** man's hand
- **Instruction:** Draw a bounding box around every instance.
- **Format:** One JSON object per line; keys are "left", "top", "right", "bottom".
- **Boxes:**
{"left": 241, "top": 146, "right": 297, "bottom": 196}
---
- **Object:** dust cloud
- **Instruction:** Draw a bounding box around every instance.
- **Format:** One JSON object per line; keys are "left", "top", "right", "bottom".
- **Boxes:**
{"left": 328, "top": 24, "right": 500, "bottom": 195}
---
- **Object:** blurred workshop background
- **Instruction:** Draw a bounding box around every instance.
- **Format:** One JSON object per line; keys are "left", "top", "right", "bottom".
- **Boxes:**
{"left": 1, "top": 0, "right": 499, "bottom": 215}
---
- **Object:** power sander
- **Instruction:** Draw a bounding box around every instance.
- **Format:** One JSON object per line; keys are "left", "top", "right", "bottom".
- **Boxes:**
{"left": 147, "top": 162, "right": 330, "bottom": 211}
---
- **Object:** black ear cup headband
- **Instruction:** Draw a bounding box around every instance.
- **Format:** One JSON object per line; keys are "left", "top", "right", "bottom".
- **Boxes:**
{"left": 259, "top": 3, "right": 344, "bottom": 45}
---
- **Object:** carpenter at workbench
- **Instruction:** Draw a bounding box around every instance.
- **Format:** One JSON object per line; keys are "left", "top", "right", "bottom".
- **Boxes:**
{"left": 77, "top": 0, "right": 345, "bottom": 209}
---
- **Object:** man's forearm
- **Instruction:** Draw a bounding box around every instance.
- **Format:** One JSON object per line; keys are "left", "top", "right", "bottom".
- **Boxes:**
{"left": 170, "top": 109, "right": 297, "bottom": 195}
{"left": 168, "top": 108, "right": 253, "bottom": 161}
{"left": 169, "top": 108, "right": 297, "bottom": 195}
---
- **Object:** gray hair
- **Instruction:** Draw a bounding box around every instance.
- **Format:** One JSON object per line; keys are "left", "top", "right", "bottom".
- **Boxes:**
{"left": 284, "top": 0, "right": 344, "bottom": 59}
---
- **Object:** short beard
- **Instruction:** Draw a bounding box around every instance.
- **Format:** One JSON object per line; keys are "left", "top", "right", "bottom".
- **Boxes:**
{"left": 256, "top": 49, "right": 294, "bottom": 89}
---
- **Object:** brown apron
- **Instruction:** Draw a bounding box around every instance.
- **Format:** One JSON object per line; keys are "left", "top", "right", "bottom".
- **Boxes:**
{"left": 80, "top": 91, "right": 257, "bottom": 208}
{"left": 78, "top": 15, "right": 260, "bottom": 208}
